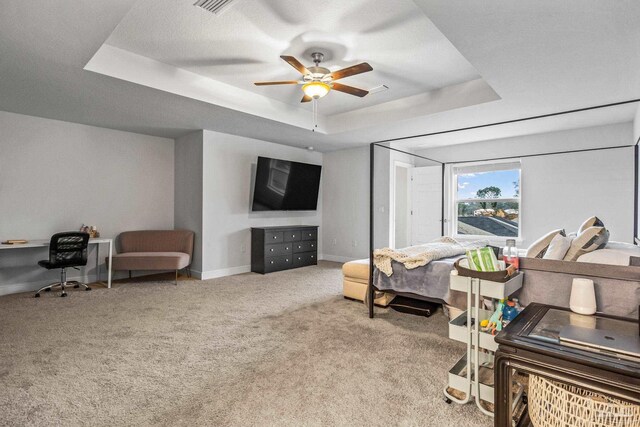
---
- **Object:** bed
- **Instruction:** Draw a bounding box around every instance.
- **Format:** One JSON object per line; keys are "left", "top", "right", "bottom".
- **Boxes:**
{"left": 368, "top": 238, "right": 488, "bottom": 315}
{"left": 372, "top": 256, "right": 466, "bottom": 308}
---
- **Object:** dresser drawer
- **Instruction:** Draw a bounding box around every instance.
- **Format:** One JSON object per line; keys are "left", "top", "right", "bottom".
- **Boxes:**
{"left": 265, "top": 242, "right": 293, "bottom": 256}
{"left": 293, "top": 240, "right": 316, "bottom": 253}
{"left": 265, "top": 231, "right": 284, "bottom": 243}
{"left": 283, "top": 230, "right": 302, "bottom": 242}
{"left": 264, "top": 255, "right": 293, "bottom": 273}
{"left": 292, "top": 251, "right": 317, "bottom": 268}
{"left": 301, "top": 229, "right": 317, "bottom": 241}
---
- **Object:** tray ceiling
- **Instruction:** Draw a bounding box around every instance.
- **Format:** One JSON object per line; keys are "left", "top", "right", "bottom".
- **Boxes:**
{"left": 87, "top": 0, "right": 499, "bottom": 133}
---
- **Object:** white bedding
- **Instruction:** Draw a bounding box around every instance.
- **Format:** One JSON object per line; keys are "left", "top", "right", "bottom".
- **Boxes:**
{"left": 576, "top": 241, "right": 640, "bottom": 266}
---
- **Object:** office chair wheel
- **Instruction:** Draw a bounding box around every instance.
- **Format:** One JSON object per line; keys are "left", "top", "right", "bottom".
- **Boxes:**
{"left": 60, "top": 292, "right": 67, "bottom": 298}
{"left": 443, "top": 397, "right": 452, "bottom": 404}
{"left": 85, "top": 287, "right": 92, "bottom": 291}
{"left": 34, "top": 293, "right": 40, "bottom": 298}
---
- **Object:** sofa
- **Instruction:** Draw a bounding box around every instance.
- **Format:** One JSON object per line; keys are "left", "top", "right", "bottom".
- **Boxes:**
{"left": 108, "top": 230, "right": 194, "bottom": 284}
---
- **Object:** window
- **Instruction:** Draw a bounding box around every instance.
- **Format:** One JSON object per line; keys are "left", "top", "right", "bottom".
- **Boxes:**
{"left": 452, "top": 161, "right": 521, "bottom": 238}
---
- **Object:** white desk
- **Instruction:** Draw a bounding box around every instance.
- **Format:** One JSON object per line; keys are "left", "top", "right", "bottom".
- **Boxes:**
{"left": 0, "top": 238, "right": 113, "bottom": 288}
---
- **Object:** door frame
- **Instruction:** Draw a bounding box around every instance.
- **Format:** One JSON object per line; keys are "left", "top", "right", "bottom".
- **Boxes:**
{"left": 390, "top": 161, "right": 413, "bottom": 248}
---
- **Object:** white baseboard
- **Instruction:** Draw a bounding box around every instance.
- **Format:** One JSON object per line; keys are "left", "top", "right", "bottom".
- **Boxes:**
{"left": 320, "top": 254, "right": 360, "bottom": 263}
{"left": 198, "top": 265, "right": 252, "bottom": 280}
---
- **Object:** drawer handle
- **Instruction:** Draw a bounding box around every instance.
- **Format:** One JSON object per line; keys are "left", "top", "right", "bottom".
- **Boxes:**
{"left": 311, "top": 244, "right": 314, "bottom": 248}
{"left": 270, "top": 261, "right": 274, "bottom": 264}
{"left": 292, "top": 234, "right": 295, "bottom": 238}
{"left": 308, "top": 233, "right": 312, "bottom": 236}
{"left": 285, "top": 259, "right": 289, "bottom": 262}
{"left": 298, "top": 257, "right": 301, "bottom": 260}
{"left": 273, "top": 236, "right": 277, "bottom": 239}
{"left": 311, "top": 255, "right": 314, "bottom": 259}
{"left": 285, "top": 247, "right": 289, "bottom": 250}
{"left": 298, "top": 245, "right": 301, "bottom": 249}
{"left": 270, "top": 248, "right": 274, "bottom": 252}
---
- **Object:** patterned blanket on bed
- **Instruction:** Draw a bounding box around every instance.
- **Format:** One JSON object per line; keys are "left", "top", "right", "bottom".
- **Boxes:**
{"left": 373, "top": 237, "right": 488, "bottom": 277}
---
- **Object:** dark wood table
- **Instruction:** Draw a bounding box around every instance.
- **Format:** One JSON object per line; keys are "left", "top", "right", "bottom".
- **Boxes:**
{"left": 494, "top": 303, "right": 640, "bottom": 426}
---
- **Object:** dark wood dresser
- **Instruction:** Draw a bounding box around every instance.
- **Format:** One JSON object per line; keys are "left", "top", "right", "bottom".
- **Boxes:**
{"left": 251, "top": 226, "right": 319, "bottom": 274}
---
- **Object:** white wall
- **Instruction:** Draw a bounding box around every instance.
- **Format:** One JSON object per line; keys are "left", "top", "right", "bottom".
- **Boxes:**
{"left": 417, "top": 122, "right": 635, "bottom": 247}
{"left": 322, "top": 146, "right": 370, "bottom": 262}
{"left": 174, "top": 131, "right": 204, "bottom": 272}
{"left": 0, "top": 111, "right": 174, "bottom": 295}
{"left": 200, "top": 130, "right": 322, "bottom": 278}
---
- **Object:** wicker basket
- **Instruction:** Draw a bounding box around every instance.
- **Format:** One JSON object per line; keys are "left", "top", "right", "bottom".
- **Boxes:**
{"left": 529, "top": 375, "right": 640, "bottom": 427}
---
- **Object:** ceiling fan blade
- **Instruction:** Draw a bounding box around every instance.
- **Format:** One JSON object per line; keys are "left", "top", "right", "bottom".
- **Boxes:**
{"left": 330, "top": 63, "right": 373, "bottom": 80}
{"left": 280, "top": 55, "right": 309, "bottom": 75}
{"left": 301, "top": 95, "right": 313, "bottom": 103}
{"left": 331, "top": 82, "right": 369, "bottom": 97}
{"left": 254, "top": 80, "right": 300, "bottom": 86}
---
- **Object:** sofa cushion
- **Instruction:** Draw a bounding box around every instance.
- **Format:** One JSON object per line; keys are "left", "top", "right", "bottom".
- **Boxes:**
{"left": 118, "top": 230, "right": 194, "bottom": 257}
{"left": 111, "top": 252, "right": 190, "bottom": 271}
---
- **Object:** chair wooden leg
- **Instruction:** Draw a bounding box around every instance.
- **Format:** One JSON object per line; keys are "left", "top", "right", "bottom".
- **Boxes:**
{"left": 175, "top": 270, "right": 178, "bottom": 285}
{"left": 128, "top": 270, "right": 132, "bottom": 279}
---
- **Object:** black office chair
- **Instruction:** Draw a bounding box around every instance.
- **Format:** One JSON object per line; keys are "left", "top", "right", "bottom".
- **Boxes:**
{"left": 35, "top": 232, "right": 91, "bottom": 298}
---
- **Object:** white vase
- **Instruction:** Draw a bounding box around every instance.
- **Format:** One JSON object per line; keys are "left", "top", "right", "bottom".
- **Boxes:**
{"left": 570, "top": 278, "right": 597, "bottom": 315}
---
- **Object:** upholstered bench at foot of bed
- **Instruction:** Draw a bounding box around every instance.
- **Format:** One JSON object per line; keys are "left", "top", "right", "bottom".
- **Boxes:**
{"left": 342, "top": 259, "right": 394, "bottom": 306}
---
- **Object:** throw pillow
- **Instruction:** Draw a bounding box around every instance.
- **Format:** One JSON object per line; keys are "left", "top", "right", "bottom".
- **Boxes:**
{"left": 563, "top": 226, "right": 610, "bottom": 261}
{"left": 525, "top": 229, "right": 566, "bottom": 258}
{"left": 577, "top": 216, "right": 605, "bottom": 235}
{"left": 543, "top": 233, "right": 573, "bottom": 260}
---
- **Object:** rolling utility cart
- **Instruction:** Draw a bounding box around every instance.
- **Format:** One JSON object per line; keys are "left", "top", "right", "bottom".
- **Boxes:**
{"left": 443, "top": 271, "right": 525, "bottom": 418}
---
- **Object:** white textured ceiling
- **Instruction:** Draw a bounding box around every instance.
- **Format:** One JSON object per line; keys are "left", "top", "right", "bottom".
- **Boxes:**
{"left": 0, "top": 1, "right": 639, "bottom": 152}
{"left": 105, "top": 0, "right": 482, "bottom": 116}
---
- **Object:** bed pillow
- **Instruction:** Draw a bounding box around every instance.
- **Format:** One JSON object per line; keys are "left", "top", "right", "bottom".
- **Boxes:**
{"left": 577, "top": 216, "right": 604, "bottom": 235}
{"left": 542, "top": 233, "right": 573, "bottom": 260}
{"left": 563, "top": 226, "right": 609, "bottom": 261}
{"left": 525, "top": 229, "right": 565, "bottom": 258}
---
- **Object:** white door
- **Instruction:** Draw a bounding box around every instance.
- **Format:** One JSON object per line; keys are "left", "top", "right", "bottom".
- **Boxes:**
{"left": 394, "top": 165, "right": 410, "bottom": 248}
{"left": 411, "top": 166, "right": 442, "bottom": 245}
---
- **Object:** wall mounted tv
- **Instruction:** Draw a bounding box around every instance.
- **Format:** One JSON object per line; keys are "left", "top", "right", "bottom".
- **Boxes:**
{"left": 252, "top": 156, "right": 322, "bottom": 211}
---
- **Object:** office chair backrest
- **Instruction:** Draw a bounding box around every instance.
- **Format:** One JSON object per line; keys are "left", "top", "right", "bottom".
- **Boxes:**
{"left": 48, "top": 232, "right": 90, "bottom": 267}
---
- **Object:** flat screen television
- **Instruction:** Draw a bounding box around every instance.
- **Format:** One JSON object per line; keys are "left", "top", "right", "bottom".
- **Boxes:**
{"left": 252, "top": 156, "right": 322, "bottom": 211}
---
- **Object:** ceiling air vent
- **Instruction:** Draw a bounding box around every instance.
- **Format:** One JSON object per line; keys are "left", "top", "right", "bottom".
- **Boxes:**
{"left": 193, "top": 0, "right": 236, "bottom": 15}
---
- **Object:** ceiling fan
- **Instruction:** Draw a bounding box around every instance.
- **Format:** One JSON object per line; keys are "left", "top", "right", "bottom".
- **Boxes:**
{"left": 254, "top": 52, "right": 373, "bottom": 102}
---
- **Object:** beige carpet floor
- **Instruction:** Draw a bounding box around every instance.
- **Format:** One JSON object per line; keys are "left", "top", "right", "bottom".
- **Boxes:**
{"left": 0, "top": 262, "right": 491, "bottom": 427}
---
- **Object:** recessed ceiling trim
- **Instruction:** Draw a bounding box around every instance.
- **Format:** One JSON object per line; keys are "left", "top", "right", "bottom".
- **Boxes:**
{"left": 85, "top": 44, "right": 328, "bottom": 133}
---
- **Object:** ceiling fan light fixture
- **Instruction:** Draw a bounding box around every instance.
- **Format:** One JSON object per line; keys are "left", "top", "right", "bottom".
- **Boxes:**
{"left": 302, "top": 82, "right": 330, "bottom": 99}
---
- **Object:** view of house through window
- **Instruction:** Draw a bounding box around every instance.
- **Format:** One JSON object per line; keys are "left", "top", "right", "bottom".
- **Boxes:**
{"left": 454, "top": 162, "right": 520, "bottom": 237}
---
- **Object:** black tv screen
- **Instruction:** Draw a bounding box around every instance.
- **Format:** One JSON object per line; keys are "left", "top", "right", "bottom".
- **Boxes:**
{"left": 252, "top": 157, "right": 322, "bottom": 211}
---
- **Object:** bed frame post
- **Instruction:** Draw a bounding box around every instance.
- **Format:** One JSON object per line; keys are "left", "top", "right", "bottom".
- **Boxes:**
{"left": 441, "top": 163, "right": 446, "bottom": 237}
{"left": 368, "top": 143, "right": 375, "bottom": 318}
{"left": 634, "top": 143, "right": 638, "bottom": 242}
